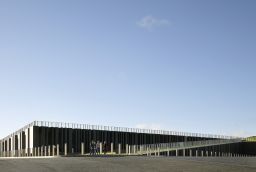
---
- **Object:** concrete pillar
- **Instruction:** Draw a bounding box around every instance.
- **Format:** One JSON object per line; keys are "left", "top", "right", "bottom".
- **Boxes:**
{"left": 190, "top": 149, "right": 192, "bottom": 157}
{"left": 11, "top": 137, "right": 13, "bottom": 157}
{"left": 48, "top": 145, "right": 51, "bottom": 156}
{"left": 81, "top": 142, "right": 84, "bottom": 155}
{"left": 176, "top": 149, "right": 178, "bottom": 156}
{"left": 100, "top": 143, "right": 102, "bottom": 154}
{"left": 111, "top": 143, "right": 113, "bottom": 154}
{"left": 57, "top": 144, "right": 59, "bottom": 156}
{"left": 206, "top": 151, "right": 208, "bottom": 157}
{"left": 7, "top": 138, "right": 9, "bottom": 157}
{"left": 44, "top": 146, "right": 47, "bottom": 156}
{"left": 126, "top": 144, "right": 128, "bottom": 155}
{"left": 52, "top": 145, "right": 55, "bottom": 156}
{"left": 183, "top": 149, "right": 186, "bottom": 157}
{"left": 20, "top": 132, "right": 23, "bottom": 157}
{"left": 139, "top": 145, "right": 142, "bottom": 155}
{"left": 146, "top": 146, "right": 149, "bottom": 156}
{"left": 41, "top": 146, "right": 44, "bottom": 156}
{"left": 201, "top": 150, "right": 204, "bottom": 157}
{"left": 133, "top": 145, "right": 136, "bottom": 154}
{"left": 11, "top": 136, "right": 14, "bottom": 157}
{"left": 118, "top": 144, "right": 121, "bottom": 155}
{"left": 167, "top": 150, "right": 169, "bottom": 156}
{"left": 38, "top": 147, "right": 40, "bottom": 156}
{"left": 64, "top": 143, "right": 67, "bottom": 156}
{"left": 211, "top": 151, "right": 213, "bottom": 157}
{"left": 196, "top": 150, "right": 198, "bottom": 157}
{"left": 157, "top": 147, "right": 160, "bottom": 156}
{"left": 215, "top": 152, "right": 217, "bottom": 157}
{"left": 128, "top": 145, "right": 131, "bottom": 155}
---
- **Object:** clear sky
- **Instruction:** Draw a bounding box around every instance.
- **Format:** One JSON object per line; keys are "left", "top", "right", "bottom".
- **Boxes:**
{"left": 0, "top": 0, "right": 256, "bottom": 139}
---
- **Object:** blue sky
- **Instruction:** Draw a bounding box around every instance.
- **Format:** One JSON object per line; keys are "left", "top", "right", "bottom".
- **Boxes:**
{"left": 0, "top": 0, "right": 256, "bottom": 138}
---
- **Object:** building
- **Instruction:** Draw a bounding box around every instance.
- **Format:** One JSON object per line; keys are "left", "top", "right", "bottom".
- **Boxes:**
{"left": 0, "top": 121, "right": 255, "bottom": 157}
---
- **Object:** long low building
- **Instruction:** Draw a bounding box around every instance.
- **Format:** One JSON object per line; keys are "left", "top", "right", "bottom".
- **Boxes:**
{"left": 0, "top": 121, "right": 255, "bottom": 157}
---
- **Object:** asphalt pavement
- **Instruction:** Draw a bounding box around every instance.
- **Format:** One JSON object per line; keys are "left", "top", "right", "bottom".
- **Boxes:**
{"left": 0, "top": 156, "right": 256, "bottom": 172}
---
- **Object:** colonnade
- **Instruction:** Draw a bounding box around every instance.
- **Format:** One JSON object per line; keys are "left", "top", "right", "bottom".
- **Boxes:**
{"left": 0, "top": 123, "right": 253, "bottom": 157}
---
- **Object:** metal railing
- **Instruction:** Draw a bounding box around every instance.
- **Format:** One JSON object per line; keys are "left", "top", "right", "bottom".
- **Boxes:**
{"left": 1, "top": 120, "right": 243, "bottom": 141}
{"left": 32, "top": 121, "right": 239, "bottom": 139}
{"left": 131, "top": 138, "right": 243, "bottom": 155}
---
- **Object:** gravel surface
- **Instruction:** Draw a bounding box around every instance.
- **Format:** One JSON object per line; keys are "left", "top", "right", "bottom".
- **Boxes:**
{"left": 0, "top": 156, "right": 256, "bottom": 172}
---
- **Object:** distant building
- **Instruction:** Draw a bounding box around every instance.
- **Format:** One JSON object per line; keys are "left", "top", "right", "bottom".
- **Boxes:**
{"left": 0, "top": 121, "right": 255, "bottom": 157}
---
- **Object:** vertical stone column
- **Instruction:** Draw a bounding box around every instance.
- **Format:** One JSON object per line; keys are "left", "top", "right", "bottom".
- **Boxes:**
{"left": 190, "top": 149, "right": 192, "bottom": 157}
{"left": 48, "top": 145, "right": 51, "bottom": 156}
{"left": 20, "top": 132, "right": 23, "bottom": 157}
{"left": 41, "top": 146, "right": 44, "bottom": 156}
{"left": 183, "top": 149, "right": 186, "bottom": 157}
{"left": 167, "top": 150, "right": 169, "bottom": 156}
{"left": 7, "top": 138, "right": 9, "bottom": 157}
{"left": 201, "top": 150, "right": 204, "bottom": 157}
{"left": 52, "top": 145, "right": 55, "bottom": 156}
{"left": 111, "top": 143, "right": 113, "bottom": 154}
{"left": 11, "top": 136, "right": 14, "bottom": 157}
{"left": 128, "top": 145, "right": 131, "bottom": 155}
{"left": 196, "top": 150, "right": 198, "bottom": 157}
{"left": 133, "top": 145, "right": 136, "bottom": 154}
{"left": 157, "top": 147, "right": 160, "bottom": 156}
{"left": 100, "top": 143, "right": 102, "bottom": 154}
{"left": 64, "top": 143, "right": 67, "bottom": 156}
{"left": 44, "top": 146, "right": 47, "bottom": 156}
{"left": 57, "top": 144, "right": 59, "bottom": 156}
{"left": 2, "top": 141, "right": 4, "bottom": 157}
{"left": 176, "top": 149, "right": 178, "bottom": 157}
{"left": 139, "top": 145, "right": 142, "bottom": 155}
{"left": 38, "top": 147, "right": 40, "bottom": 156}
{"left": 126, "top": 144, "right": 128, "bottom": 155}
{"left": 9, "top": 137, "right": 12, "bottom": 157}
{"left": 146, "top": 146, "right": 149, "bottom": 156}
{"left": 25, "top": 129, "right": 28, "bottom": 156}
{"left": 81, "top": 143, "right": 84, "bottom": 155}
{"left": 118, "top": 144, "right": 121, "bottom": 155}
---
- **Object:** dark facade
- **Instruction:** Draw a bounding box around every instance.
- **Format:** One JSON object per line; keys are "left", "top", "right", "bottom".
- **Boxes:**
{"left": 0, "top": 121, "right": 255, "bottom": 157}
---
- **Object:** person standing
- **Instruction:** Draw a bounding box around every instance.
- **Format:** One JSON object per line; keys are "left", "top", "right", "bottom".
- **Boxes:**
{"left": 90, "top": 141, "right": 94, "bottom": 155}
{"left": 103, "top": 141, "right": 107, "bottom": 155}
{"left": 93, "top": 141, "right": 96, "bottom": 155}
{"left": 96, "top": 141, "right": 100, "bottom": 155}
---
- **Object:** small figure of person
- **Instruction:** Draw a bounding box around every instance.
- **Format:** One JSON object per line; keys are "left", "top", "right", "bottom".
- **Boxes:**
{"left": 96, "top": 141, "right": 100, "bottom": 155}
{"left": 103, "top": 141, "right": 107, "bottom": 155}
{"left": 90, "top": 140, "right": 94, "bottom": 155}
{"left": 93, "top": 140, "right": 97, "bottom": 155}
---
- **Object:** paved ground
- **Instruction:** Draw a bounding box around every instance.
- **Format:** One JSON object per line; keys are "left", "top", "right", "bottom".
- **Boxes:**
{"left": 0, "top": 156, "right": 256, "bottom": 172}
